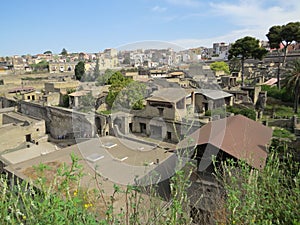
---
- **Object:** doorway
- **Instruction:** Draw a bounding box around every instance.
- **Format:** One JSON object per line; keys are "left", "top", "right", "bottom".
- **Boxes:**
{"left": 25, "top": 134, "right": 32, "bottom": 142}
{"left": 140, "top": 123, "right": 146, "bottom": 134}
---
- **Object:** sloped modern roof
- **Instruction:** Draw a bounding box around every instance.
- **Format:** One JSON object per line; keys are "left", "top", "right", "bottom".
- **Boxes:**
{"left": 147, "top": 88, "right": 188, "bottom": 103}
{"left": 263, "top": 78, "right": 278, "bottom": 86}
{"left": 178, "top": 115, "right": 273, "bottom": 169}
{"left": 195, "top": 89, "right": 232, "bottom": 100}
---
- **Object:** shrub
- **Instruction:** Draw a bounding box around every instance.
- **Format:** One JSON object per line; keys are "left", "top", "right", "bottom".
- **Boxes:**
{"left": 205, "top": 107, "right": 227, "bottom": 118}
{"left": 0, "top": 153, "right": 195, "bottom": 225}
{"left": 273, "top": 127, "right": 295, "bottom": 139}
{"left": 216, "top": 150, "right": 300, "bottom": 225}
{"left": 227, "top": 106, "right": 256, "bottom": 120}
{"left": 261, "top": 85, "right": 293, "bottom": 102}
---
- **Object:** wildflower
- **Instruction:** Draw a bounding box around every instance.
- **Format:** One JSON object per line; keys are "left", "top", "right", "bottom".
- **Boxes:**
{"left": 23, "top": 215, "right": 27, "bottom": 220}
{"left": 73, "top": 190, "right": 78, "bottom": 196}
{"left": 6, "top": 215, "right": 11, "bottom": 222}
{"left": 84, "top": 203, "right": 93, "bottom": 209}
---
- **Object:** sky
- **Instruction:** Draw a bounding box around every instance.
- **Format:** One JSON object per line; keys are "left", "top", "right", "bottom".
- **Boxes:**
{"left": 0, "top": 0, "right": 299, "bottom": 56}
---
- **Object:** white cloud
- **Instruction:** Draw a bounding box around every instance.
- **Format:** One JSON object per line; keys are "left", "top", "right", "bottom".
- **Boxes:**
{"left": 209, "top": 0, "right": 300, "bottom": 36}
{"left": 151, "top": 5, "right": 167, "bottom": 13}
{"left": 116, "top": 40, "right": 185, "bottom": 51}
{"left": 165, "top": 0, "right": 201, "bottom": 7}
{"left": 171, "top": 28, "right": 268, "bottom": 48}
{"left": 169, "top": 0, "right": 300, "bottom": 49}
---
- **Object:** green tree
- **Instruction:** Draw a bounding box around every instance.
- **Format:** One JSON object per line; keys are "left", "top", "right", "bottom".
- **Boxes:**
{"left": 228, "top": 57, "right": 242, "bottom": 74}
{"left": 81, "top": 72, "right": 93, "bottom": 82}
{"left": 43, "top": 50, "right": 52, "bottom": 54}
{"left": 61, "top": 48, "right": 68, "bottom": 56}
{"left": 106, "top": 73, "right": 132, "bottom": 108}
{"left": 228, "top": 36, "right": 268, "bottom": 86}
{"left": 96, "top": 69, "right": 114, "bottom": 86}
{"left": 266, "top": 22, "right": 300, "bottom": 89}
{"left": 227, "top": 105, "right": 256, "bottom": 120}
{"left": 283, "top": 60, "right": 300, "bottom": 113}
{"left": 210, "top": 61, "right": 230, "bottom": 74}
{"left": 107, "top": 71, "right": 127, "bottom": 85}
{"left": 80, "top": 92, "right": 95, "bottom": 110}
{"left": 75, "top": 61, "right": 85, "bottom": 81}
{"left": 30, "top": 60, "right": 49, "bottom": 72}
{"left": 61, "top": 88, "right": 76, "bottom": 107}
{"left": 113, "top": 81, "right": 146, "bottom": 110}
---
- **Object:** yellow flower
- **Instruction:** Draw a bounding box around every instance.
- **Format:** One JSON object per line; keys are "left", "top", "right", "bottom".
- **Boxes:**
{"left": 84, "top": 203, "right": 93, "bottom": 209}
{"left": 22, "top": 215, "right": 26, "bottom": 220}
{"left": 73, "top": 190, "right": 78, "bottom": 196}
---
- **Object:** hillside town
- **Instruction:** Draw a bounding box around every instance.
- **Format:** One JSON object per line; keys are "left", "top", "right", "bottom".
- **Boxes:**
{"left": 1, "top": 28, "right": 300, "bottom": 223}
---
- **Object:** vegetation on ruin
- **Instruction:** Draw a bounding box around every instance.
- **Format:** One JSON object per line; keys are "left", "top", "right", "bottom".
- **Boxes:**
{"left": 228, "top": 36, "right": 268, "bottom": 86}
{"left": 210, "top": 61, "right": 230, "bottom": 75}
{"left": 272, "top": 127, "right": 295, "bottom": 140}
{"left": 105, "top": 71, "right": 146, "bottom": 110}
{"left": 61, "top": 88, "right": 76, "bottom": 108}
{"left": 216, "top": 148, "right": 300, "bottom": 225}
{"left": 226, "top": 105, "right": 256, "bottom": 120}
{"left": 30, "top": 60, "right": 49, "bottom": 72}
{"left": 261, "top": 85, "right": 293, "bottom": 103}
{"left": 266, "top": 22, "right": 300, "bottom": 89}
{"left": 282, "top": 59, "right": 300, "bottom": 113}
{"left": 75, "top": 61, "right": 85, "bottom": 81}
{"left": 0, "top": 139, "right": 298, "bottom": 224}
{"left": 96, "top": 69, "right": 115, "bottom": 86}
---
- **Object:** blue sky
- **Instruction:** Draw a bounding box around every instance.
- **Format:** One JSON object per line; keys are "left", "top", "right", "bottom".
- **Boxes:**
{"left": 0, "top": 0, "right": 299, "bottom": 56}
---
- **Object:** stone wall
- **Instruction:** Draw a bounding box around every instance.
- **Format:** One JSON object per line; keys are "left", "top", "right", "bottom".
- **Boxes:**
{"left": 48, "top": 107, "right": 94, "bottom": 139}
{"left": 188, "top": 175, "right": 225, "bottom": 225}
{"left": 18, "top": 100, "right": 107, "bottom": 139}
{"left": 0, "top": 97, "right": 17, "bottom": 108}
{"left": 268, "top": 119, "right": 293, "bottom": 129}
{"left": 2, "top": 114, "right": 24, "bottom": 125}
{"left": 19, "top": 101, "right": 49, "bottom": 128}
{"left": 44, "top": 81, "right": 79, "bottom": 93}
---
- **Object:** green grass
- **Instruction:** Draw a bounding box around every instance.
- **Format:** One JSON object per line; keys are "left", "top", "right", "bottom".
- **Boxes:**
{"left": 264, "top": 104, "right": 300, "bottom": 118}
{"left": 1, "top": 138, "right": 299, "bottom": 224}
{"left": 272, "top": 127, "right": 296, "bottom": 139}
{"left": 0, "top": 153, "right": 194, "bottom": 224}
{"left": 21, "top": 76, "right": 44, "bottom": 81}
{"left": 227, "top": 105, "right": 256, "bottom": 120}
{"left": 216, "top": 149, "right": 300, "bottom": 225}
{"left": 97, "top": 109, "right": 111, "bottom": 115}
{"left": 261, "top": 85, "right": 293, "bottom": 102}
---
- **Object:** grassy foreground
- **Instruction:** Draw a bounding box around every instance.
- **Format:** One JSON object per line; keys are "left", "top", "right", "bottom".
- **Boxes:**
{"left": 0, "top": 147, "right": 299, "bottom": 224}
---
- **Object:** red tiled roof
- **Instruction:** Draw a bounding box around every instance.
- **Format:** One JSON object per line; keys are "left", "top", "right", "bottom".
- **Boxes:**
{"left": 178, "top": 115, "right": 273, "bottom": 169}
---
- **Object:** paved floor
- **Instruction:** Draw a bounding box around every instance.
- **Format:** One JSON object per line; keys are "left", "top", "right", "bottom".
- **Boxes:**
{"left": 78, "top": 137, "right": 174, "bottom": 185}
{"left": 2, "top": 141, "right": 59, "bottom": 164}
